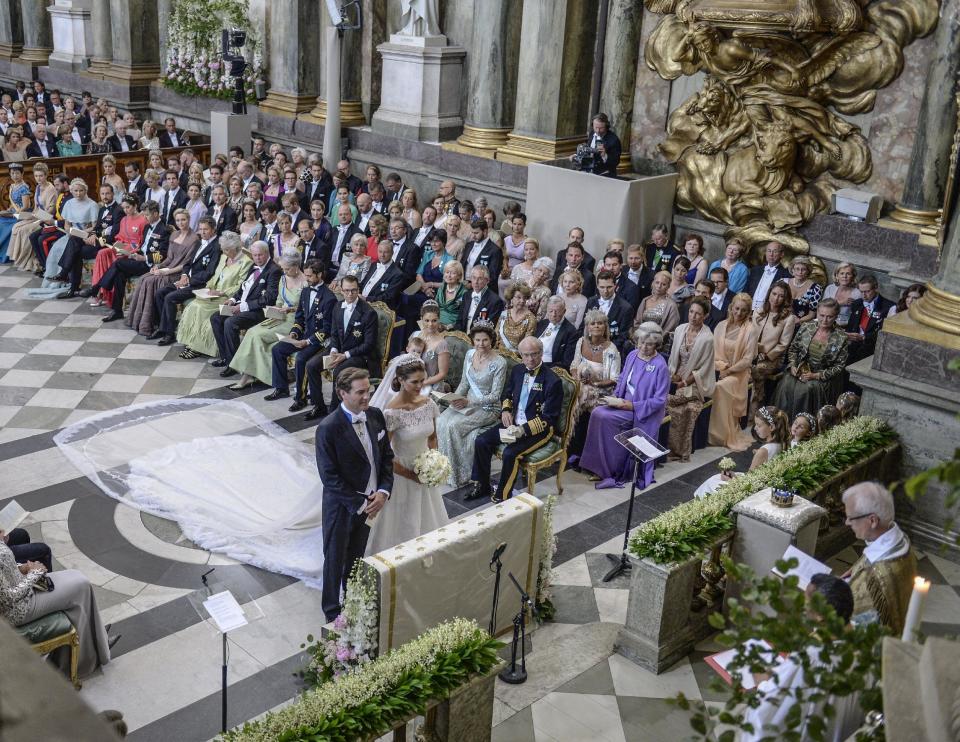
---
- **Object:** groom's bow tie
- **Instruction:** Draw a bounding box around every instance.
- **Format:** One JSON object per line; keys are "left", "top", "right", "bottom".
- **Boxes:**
{"left": 351, "top": 413, "right": 367, "bottom": 424}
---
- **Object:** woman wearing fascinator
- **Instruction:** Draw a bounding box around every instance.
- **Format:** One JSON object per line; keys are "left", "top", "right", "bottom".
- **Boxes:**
{"left": 366, "top": 354, "right": 449, "bottom": 553}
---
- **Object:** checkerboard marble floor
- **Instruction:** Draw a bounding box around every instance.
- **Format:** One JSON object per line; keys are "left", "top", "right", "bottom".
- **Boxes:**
{"left": 3, "top": 262, "right": 959, "bottom": 741}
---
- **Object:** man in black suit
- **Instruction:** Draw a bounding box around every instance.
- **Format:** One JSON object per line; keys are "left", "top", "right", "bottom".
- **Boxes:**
{"left": 315, "top": 367, "right": 394, "bottom": 621}
{"left": 355, "top": 193, "right": 376, "bottom": 236}
{"left": 124, "top": 162, "right": 148, "bottom": 204}
{"left": 251, "top": 136, "right": 271, "bottom": 170}
{"left": 158, "top": 117, "right": 189, "bottom": 148}
{"left": 206, "top": 185, "right": 238, "bottom": 236}
{"left": 388, "top": 217, "right": 422, "bottom": 284}
{"left": 746, "top": 241, "right": 791, "bottom": 310}
{"left": 601, "top": 251, "right": 641, "bottom": 310}
{"left": 708, "top": 267, "right": 733, "bottom": 321}
{"left": 56, "top": 183, "right": 124, "bottom": 297}
{"left": 844, "top": 274, "right": 896, "bottom": 365}
{"left": 469, "top": 337, "right": 564, "bottom": 503}
{"left": 281, "top": 192, "right": 309, "bottom": 230}
{"left": 296, "top": 221, "right": 328, "bottom": 270}
{"left": 551, "top": 242, "right": 596, "bottom": 298}
{"left": 587, "top": 271, "right": 636, "bottom": 356}
{"left": 81, "top": 200, "right": 169, "bottom": 322}
{"left": 624, "top": 243, "right": 653, "bottom": 305}
{"left": 460, "top": 220, "right": 503, "bottom": 291}
{"left": 160, "top": 170, "right": 189, "bottom": 226}
{"left": 554, "top": 226, "right": 595, "bottom": 273}
{"left": 585, "top": 113, "right": 622, "bottom": 178}
{"left": 306, "top": 274, "right": 379, "bottom": 418}
{"left": 208, "top": 241, "right": 282, "bottom": 372}
{"left": 535, "top": 296, "right": 577, "bottom": 369}
{"left": 329, "top": 204, "right": 362, "bottom": 281}
{"left": 259, "top": 201, "right": 281, "bottom": 245}
{"left": 107, "top": 121, "right": 135, "bottom": 153}
{"left": 644, "top": 224, "right": 678, "bottom": 274}
{"left": 25, "top": 123, "right": 56, "bottom": 158}
{"left": 336, "top": 158, "right": 364, "bottom": 196}
{"left": 412, "top": 206, "right": 438, "bottom": 249}
{"left": 384, "top": 172, "right": 407, "bottom": 203}
{"left": 359, "top": 240, "right": 407, "bottom": 310}
{"left": 679, "top": 280, "right": 723, "bottom": 330}
{"left": 153, "top": 217, "right": 223, "bottom": 343}
{"left": 368, "top": 183, "right": 387, "bottom": 215}
{"left": 236, "top": 160, "right": 264, "bottom": 194}
{"left": 456, "top": 265, "right": 505, "bottom": 332}
{"left": 304, "top": 161, "right": 333, "bottom": 205}
{"left": 267, "top": 259, "right": 337, "bottom": 410}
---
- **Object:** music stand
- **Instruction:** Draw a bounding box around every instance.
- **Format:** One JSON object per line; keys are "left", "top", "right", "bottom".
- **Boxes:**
{"left": 602, "top": 428, "right": 668, "bottom": 582}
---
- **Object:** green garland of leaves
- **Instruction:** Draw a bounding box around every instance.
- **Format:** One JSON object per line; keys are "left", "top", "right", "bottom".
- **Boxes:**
{"left": 221, "top": 619, "right": 503, "bottom": 742}
{"left": 630, "top": 416, "right": 897, "bottom": 564}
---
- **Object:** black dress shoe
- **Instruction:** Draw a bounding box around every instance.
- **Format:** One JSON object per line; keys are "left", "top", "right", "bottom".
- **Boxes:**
{"left": 56, "top": 289, "right": 80, "bottom": 299}
{"left": 464, "top": 482, "right": 489, "bottom": 501}
{"left": 264, "top": 389, "right": 289, "bottom": 401}
{"left": 288, "top": 398, "right": 308, "bottom": 413}
{"left": 210, "top": 358, "right": 228, "bottom": 367}
{"left": 147, "top": 330, "right": 165, "bottom": 341}
{"left": 157, "top": 335, "right": 176, "bottom": 346}
{"left": 219, "top": 367, "right": 238, "bottom": 378}
{"left": 78, "top": 287, "right": 96, "bottom": 298}
{"left": 303, "top": 406, "right": 326, "bottom": 421}
{"left": 101, "top": 312, "right": 123, "bottom": 323}
{"left": 108, "top": 633, "right": 122, "bottom": 650}
{"left": 491, "top": 494, "right": 505, "bottom": 504}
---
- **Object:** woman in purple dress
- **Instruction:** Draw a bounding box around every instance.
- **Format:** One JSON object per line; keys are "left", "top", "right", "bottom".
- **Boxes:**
{"left": 580, "top": 322, "right": 670, "bottom": 490}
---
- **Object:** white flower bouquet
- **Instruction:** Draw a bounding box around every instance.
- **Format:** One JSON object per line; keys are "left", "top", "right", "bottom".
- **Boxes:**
{"left": 717, "top": 456, "right": 737, "bottom": 474}
{"left": 412, "top": 449, "right": 451, "bottom": 487}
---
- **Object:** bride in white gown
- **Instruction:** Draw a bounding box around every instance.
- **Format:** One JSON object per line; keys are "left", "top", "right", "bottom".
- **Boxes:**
{"left": 367, "top": 355, "right": 449, "bottom": 553}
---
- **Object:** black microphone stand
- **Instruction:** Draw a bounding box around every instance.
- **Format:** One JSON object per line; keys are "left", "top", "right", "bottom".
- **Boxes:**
{"left": 201, "top": 568, "right": 228, "bottom": 733}
{"left": 498, "top": 572, "right": 537, "bottom": 685}
{"left": 489, "top": 543, "right": 506, "bottom": 636}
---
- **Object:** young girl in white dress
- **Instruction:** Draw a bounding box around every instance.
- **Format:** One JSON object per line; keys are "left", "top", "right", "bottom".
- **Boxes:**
{"left": 367, "top": 355, "right": 449, "bottom": 553}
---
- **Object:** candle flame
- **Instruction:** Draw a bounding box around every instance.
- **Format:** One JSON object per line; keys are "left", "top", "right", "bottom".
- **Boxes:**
{"left": 914, "top": 576, "right": 930, "bottom": 590}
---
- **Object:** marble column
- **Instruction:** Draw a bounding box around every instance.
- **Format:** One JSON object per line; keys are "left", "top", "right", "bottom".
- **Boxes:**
{"left": 598, "top": 0, "right": 642, "bottom": 170}
{"left": 104, "top": 0, "right": 160, "bottom": 85}
{"left": 496, "top": 0, "right": 599, "bottom": 164}
{"left": 445, "top": 0, "right": 522, "bottom": 156}
{"left": 890, "top": 0, "right": 960, "bottom": 226}
{"left": 259, "top": 0, "right": 322, "bottom": 118}
{"left": 48, "top": 0, "right": 94, "bottom": 72}
{"left": 360, "top": 0, "right": 388, "bottom": 124}
{"left": 0, "top": 0, "right": 24, "bottom": 60}
{"left": 86, "top": 0, "right": 112, "bottom": 74}
{"left": 20, "top": 0, "right": 53, "bottom": 64}
{"left": 156, "top": 0, "right": 170, "bottom": 74}
{"left": 303, "top": 9, "right": 365, "bottom": 128}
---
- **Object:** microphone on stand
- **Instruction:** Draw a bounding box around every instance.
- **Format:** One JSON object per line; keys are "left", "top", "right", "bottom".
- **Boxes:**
{"left": 489, "top": 542, "right": 507, "bottom": 569}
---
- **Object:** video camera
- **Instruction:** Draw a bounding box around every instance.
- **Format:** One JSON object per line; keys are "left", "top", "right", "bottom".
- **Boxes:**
{"left": 221, "top": 29, "right": 248, "bottom": 114}
{"left": 571, "top": 144, "right": 599, "bottom": 173}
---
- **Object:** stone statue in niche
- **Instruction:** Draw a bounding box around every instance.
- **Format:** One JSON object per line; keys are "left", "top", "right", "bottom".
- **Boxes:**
{"left": 397, "top": 0, "right": 442, "bottom": 38}
{"left": 644, "top": 0, "right": 939, "bottom": 262}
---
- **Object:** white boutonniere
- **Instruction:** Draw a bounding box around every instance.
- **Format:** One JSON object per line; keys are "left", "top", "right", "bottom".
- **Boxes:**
{"left": 352, "top": 329, "right": 362, "bottom": 337}
{"left": 259, "top": 278, "right": 265, "bottom": 284}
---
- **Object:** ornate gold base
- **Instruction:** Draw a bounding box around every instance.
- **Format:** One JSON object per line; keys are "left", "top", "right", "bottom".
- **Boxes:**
{"left": 0, "top": 42, "right": 22, "bottom": 60}
{"left": 85, "top": 58, "right": 113, "bottom": 76}
{"left": 258, "top": 91, "right": 318, "bottom": 118}
{"left": 888, "top": 203, "right": 942, "bottom": 227}
{"left": 454, "top": 124, "right": 511, "bottom": 151}
{"left": 884, "top": 309, "right": 960, "bottom": 351}
{"left": 908, "top": 284, "right": 960, "bottom": 345}
{"left": 19, "top": 47, "right": 52, "bottom": 64}
{"left": 495, "top": 133, "right": 583, "bottom": 166}
{"left": 101, "top": 62, "right": 162, "bottom": 86}
{"left": 300, "top": 99, "right": 366, "bottom": 128}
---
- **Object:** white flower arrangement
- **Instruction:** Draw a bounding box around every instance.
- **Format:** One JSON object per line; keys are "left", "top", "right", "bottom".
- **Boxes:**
{"left": 413, "top": 449, "right": 452, "bottom": 487}
{"left": 717, "top": 456, "right": 737, "bottom": 473}
{"left": 535, "top": 495, "right": 558, "bottom": 617}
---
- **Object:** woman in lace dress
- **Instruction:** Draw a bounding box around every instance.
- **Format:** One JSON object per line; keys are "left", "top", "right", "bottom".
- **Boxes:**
{"left": 497, "top": 282, "right": 537, "bottom": 352}
{"left": 525, "top": 256, "right": 554, "bottom": 320}
{"left": 367, "top": 357, "right": 449, "bottom": 553}
{"left": 788, "top": 256, "right": 823, "bottom": 324}
{"left": 411, "top": 301, "right": 451, "bottom": 393}
{"left": 436, "top": 323, "right": 507, "bottom": 487}
{"left": 509, "top": 237, "right": 539, "bottom": 285}
{"left": 567, "top": 309, "right": 622, "bottom": 463}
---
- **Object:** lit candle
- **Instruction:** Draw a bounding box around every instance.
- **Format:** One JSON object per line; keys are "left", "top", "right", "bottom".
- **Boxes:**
{"left": 900, "top": 576, "right": 930, "bottom": 642}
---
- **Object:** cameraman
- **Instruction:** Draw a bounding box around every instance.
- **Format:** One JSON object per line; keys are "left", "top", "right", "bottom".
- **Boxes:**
{"left": 587, "top": 113, "right": 621, "bottom": 178}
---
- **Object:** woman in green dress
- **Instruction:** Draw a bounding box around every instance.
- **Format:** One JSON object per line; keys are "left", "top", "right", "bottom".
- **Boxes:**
{"left": 436, "top": 259, "right": 465, "bottom": 329}
{"left": 176, "top": 232, "right": 252, "bottom": 359}
{"left": 228, "top": 249, "right": 307, "bottom": 389}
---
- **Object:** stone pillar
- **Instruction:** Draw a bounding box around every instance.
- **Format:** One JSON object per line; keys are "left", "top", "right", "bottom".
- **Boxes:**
{"left": 496, "top": 0, "right": 599, "bottom": 164}
{"left": 47, "top": 0, "right": 93, "bottom": 71}
{"left": 20, "top": 0, "right": 53, "bottom": 64}
{"left": 104, "top": 0, "right": 160, "bottom": 86}
{"left": 889, "top": 1, "right": 960, "bottom": 226}
{"left": 0, "top": 0, "right": 24, "bottom": 60}
{"left": 156, "top": 0, "right": 170, "bottom": 74}
{"left": 303, "top": 10, "right": 365, "bottom": 128}
{"left": 259, "top": 0, "right": 322, "bottom": 118}
{"left": 598, "top": 0, "right": 642, "bottom": 171}
{"left": 86, "top": 0, "right": 111, "bottom": 74}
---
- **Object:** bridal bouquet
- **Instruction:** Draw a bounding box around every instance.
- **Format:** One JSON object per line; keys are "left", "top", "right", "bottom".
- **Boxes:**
{"left": 413, "top": 449, "right": 451, "bottom": 487}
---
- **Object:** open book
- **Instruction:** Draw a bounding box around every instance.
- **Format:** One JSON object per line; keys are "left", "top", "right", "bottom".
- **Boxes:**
{"left": 430, "top": 391, "right": 468, "bottom": 405}
{"left": 264, "top": 306, "right": 287, "bottom": 321}
{"left": 0, "top": 500, "right": 28, "bottom": 534}
{"left": 771, "top": 544, "right": 831, "bottom": 589}
{"left": 275, "top": 332, "right": 297, "bottom": 344}
{"left": 69, "top": 227, "right": 90, "bottom": 240}
{"left": 704, "top": 639, "right": 777, "bottom": 689}
{"left": 219, "top": 304, "right": 237, "bottom": 317}
{"left": 192, "top": 288, "right": 219, "bottom": 300}
{"left": 32, "top": 208, "right": 54, "bottom": 223}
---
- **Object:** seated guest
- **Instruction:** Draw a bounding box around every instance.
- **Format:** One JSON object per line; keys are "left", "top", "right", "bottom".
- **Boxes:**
{"left": 125, "top": 208, "right": 198, "bottom": 336}
{"left": 436, "top": 321, "right": 508, "bottom": 487}
{"left": 841, "top": 482, "right": 917, "bottom": 634}
{"left": 363, "top": 212, "right": 387, "bottom": 257}
{"left": 709, "top": 267, "right": 733, "bottom": 320}
{"left": 587, "top": 270, "right": 636, "bottom": 356}
{"left": 550, "top": 241, "right": 595, "bottom": 298}
{"left": 566, "top": 309, "right": 621, "bottom": 462}
{"left": 327, "top": 204, "right": 360, "bottom": 278}
{"left": 787, "top": 255, "right": 822, "bottom": 324}
{"left": 409, "top": 301, "right": 451, "bottom": 393}
{"left": 296, "top": 220, "right": 327, "bottom": 269}
{"left": 0, "top": 539, "right": 115, "bottom": 679}
{"left": 443, "top": 214, "right": 466, "bottom": 260}
{"left": 2, "top": 528, "right": 52, "bottom": 572}
{"left": 789, "top": 411, "right": 817, "bottom": 448}
{"left": 469, "top": 337, "right": 563, "bottom": 503}
{"left": 55, "top": 182, "right": 122, "bottom": 298}
{"left": 679, "top": 233, "right": 707, "bottom": 285}
{"left": 772, "top": 298, "right": 848, "bottom": 418}
{"left": 331, "top": 233, "right": 372, "bottom": 292}
{"left": 844, "top": 273, "right": 896, "bottom": 365}
{"left": 679, "top": 279, "right": 722, "bottom": 330}
{"left": 207, "top": 184, "right": 238, "bottom": 236}
{"left": 229, "top": 249, "right": 308, "bottom": 390}
{"left": 460, "top": 218, "right": 503, "bottom": 289}
{"left": 413, "top": 229, "right": 453, "bottom": 300}
{"left": 211, "top": 241, "right": 283, "bottom": 376}
{"left": 267, "top": 259, "right": 336, "bottom": 410}
{"left": 635, "top": 271, "right": 680, "bottom": 335}
{"left": 823, "top": 262, "right": 861, "bottom": 327}
{"left": 509, "top": 236, "right": 539, "bottom": 285}
{"left": 456, "top": 265, "right": 504, "bottom": 332}
{"left": 667, "top": 255, "right": 694, "bottom": 303}
{"left": 555, "top": 226, "right": 594, "bottom": 272}
{"left": 436, "top": 259, "right": 465, "bottom": 329}
{"left": 601, "top": 250, "right": 641, "bottom": 311}
{"left": 896, "top": 282, "right": 925, "bottom": 314}
{"left": 748, "top": 241, "right": 791, "bottom": 311}
{"left": 817, "top": 404, "right": 842, "bottom": 433}
{"left": 497, "top": 282, "right": 537, "bottom": 352}
{"left": 87, "top": 194, "right": 146, "bottom": 309}
{"left": 525, "top": 256, "right": 554, "bottom": 319}
{"left": 535, "top": 296, "right": 578, "bottom": 369}
{"left": 305, "top": 273, "right": 378, "bottom": 419}
{"left": 359, "top": 239, "right": 406, "bottom": 310}
{"left": 172, "top": 234, "right": 250, "bottom": 358}
{"left": 502, "top": 212, "right": 528, "bottom": 283}
{"left": 666, "top": 297, "right": 715, "bottom": 462}
{"left": 579, "top": 322, "right": 670, "bottom": 489}
{"left": 558, "top": 268, "right": 588, "bottom": 329}
{"left": 836, "top": 390, "right": 860, "bottom": 421}
{"left": 412, "top": 204, "right": 437, "bottom": 248}
{"left": 388, "top": 217, "right": 423, "bottom": 284}
{"left": 56, "top": 123, "right": 82, "bottom": 156}
{"left": 8, "top": 162, "right": 56, "bottom": 272}
{"left": 270, "top": 212, "right": 302, "bottom": 257}
{"left": 749, "top": 280, "right": 796, "bottom": 418}
{"left": 708, "top": 237, "right": 748, "bottom": 293}
{"left": 0, "top": 163, "right": 29, "bottom": 263}
{"left": 624, "top": 243, "right": 653, "bottom": 303}
{"left": 707, "top": 292, "right": 758, "bottom": 450}
{"left": 644, "top": 223, "right": 678, "bottom": 274}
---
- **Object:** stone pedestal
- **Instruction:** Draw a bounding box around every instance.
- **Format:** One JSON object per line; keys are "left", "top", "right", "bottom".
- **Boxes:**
{"left": 258, "top": 0, "right": 321, "bottom": 118}
{"left": 19, "top": 0, "right": 52, "bottom": 65}
{"left": 85, "top": 0, "right": 111, "bottom": 75}
{"left": 210, "top": 112, "right": 252, "bottom": 164}
{"left": 103, "top": 0, "right": 159, "bottom": 86}
{"left": 371, "top": 40, "right": 465, "bottom": 142}
{"left": 47, "top": 0, "right": 92, "bottom": 71}
{"left": 881, "top": 637, "right": 960, "bottom": 742}
{"left": 0, "top": 0, "right": 23, "bottom": 61}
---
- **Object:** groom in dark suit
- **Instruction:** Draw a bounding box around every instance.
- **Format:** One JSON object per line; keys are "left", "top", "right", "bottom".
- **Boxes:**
{"left": 315, "top": 368, "right": 394, "bottom": 621}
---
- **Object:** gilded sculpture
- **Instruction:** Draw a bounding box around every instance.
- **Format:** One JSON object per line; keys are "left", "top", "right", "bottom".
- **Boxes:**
{"left": 644, "top": 0, "right": 939, "bottom": 260}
